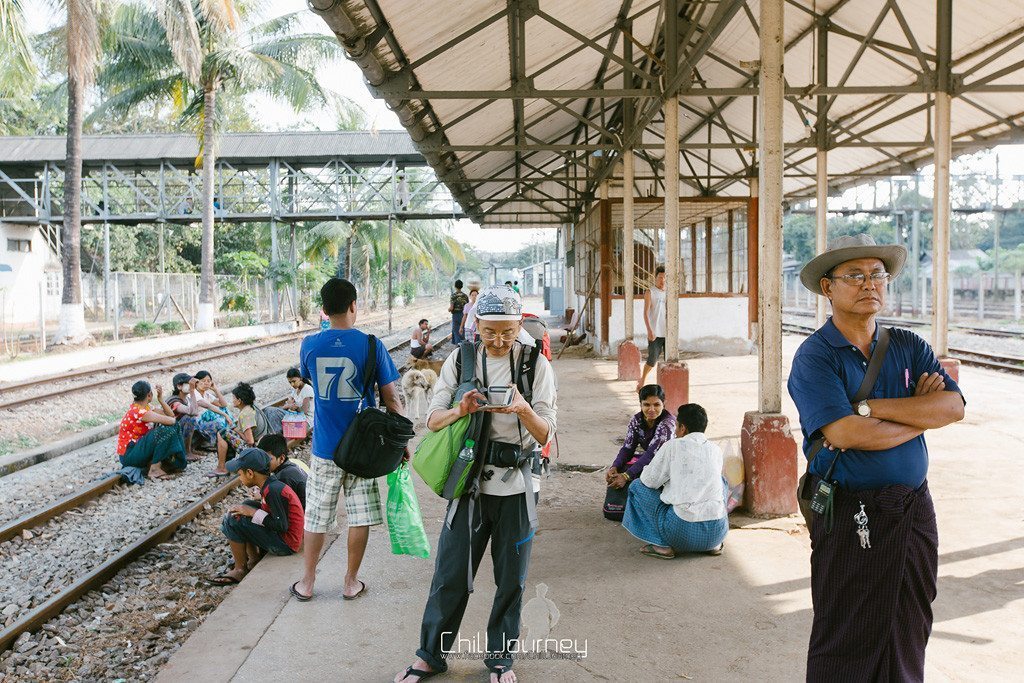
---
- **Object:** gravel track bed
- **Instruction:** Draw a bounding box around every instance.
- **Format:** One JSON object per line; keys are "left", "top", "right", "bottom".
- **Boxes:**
{"left": 0, "top": 321, "right": 449, "bottom": 527}
{"left": 0, "top": 326, "right": 450, "bottom": 681}
{"left": 0, "top": 303, "right": 448, "bottom": 453}
{"left": 0, "top": 481, "right": 254, "bottom": 682}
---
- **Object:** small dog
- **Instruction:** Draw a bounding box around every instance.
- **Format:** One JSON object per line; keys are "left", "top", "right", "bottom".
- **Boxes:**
{"left": 410, "top": 357, "right": 445, "bottom": 376}
{"left": 401, "top": 368, "right": 438, "bottom": 427}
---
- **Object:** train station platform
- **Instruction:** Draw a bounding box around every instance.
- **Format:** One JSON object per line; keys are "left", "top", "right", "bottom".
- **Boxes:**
{"left": 157, "top": 336, "right": 1024, "bottom": 682}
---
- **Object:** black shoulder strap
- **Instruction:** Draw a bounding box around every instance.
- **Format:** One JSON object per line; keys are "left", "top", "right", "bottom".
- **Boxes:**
{"left": 807, "top": 326, "right": 892, "bottom": 465}
{"left": 360, "top": 334, "right": 378, "bottom": 405}
{"left": 515, "top": 343, "right": 540, "bottom": 405}
{"left": 458, "top": 341, "right": 477, "bottom": 385}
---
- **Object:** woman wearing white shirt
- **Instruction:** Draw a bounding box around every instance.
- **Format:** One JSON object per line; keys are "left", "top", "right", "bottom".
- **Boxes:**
{"left": 622, "top": 403, "right": 728, "bottom": 559}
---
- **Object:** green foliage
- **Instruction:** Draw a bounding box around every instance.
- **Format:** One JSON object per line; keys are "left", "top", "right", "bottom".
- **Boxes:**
{"left": 160, "top": 320, "right": 183, "bottom": 333}
{"left": 133, "top": 320, "right": 157, "bottom": 336}
{"left": 400, "top": 281, "right": 417, "bottom": 303}
{"left": 220, "top": 280, "right": 254, "bottom": 312}
{"left": 216, "top": 250, "right": 268, "bottom": 277}
{"left": 0, "top": 435, "right": 39, "bottom": 457}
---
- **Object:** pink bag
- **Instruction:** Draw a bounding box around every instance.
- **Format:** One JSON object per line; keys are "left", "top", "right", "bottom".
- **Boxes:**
{"left": 282, "top": 413, "right": 308, "bottom": 439}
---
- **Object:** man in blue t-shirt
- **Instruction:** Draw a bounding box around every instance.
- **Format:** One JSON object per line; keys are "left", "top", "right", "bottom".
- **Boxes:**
{"left": 290, "top": 278, "right": 404, "bottom": 602}
{"left": 787, "top": 234, "right": 965, "bottom": 682}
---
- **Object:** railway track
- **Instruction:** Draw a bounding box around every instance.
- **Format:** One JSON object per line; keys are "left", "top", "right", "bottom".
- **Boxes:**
{"left": 0, "top": 324, "right": 448, "bottom": 654}
{"left": 781, "top": 322, "right": 1024, "bottom": 374}
{"left": 0, "top": 303, "right": 443, "bottom": 412}
{"left": 783, "top": 309, "right": 1024, "bottom": 339}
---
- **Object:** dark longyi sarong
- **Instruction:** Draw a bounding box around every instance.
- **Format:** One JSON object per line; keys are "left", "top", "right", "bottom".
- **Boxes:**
{"left": 807, "top": 479, "right": 938, "bottom": 683}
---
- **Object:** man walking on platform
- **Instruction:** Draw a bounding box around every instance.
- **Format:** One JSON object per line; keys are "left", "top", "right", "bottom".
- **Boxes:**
{"left": 787, "top": 234, "right": 965, "bottom": 682}
{"left": 449, "top": 279, "right": 469, "bottom": 345}
{"left": 636, "top": 265, "right": 667, "bottom": 392}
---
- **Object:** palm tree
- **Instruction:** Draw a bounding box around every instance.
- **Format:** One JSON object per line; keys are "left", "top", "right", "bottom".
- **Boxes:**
{"left": 95, "top": 1, "right": 343, "bottom": 329}
{"left": 54, "top": 0, "right": 102, "bottom": 344}
{"left": 0, "top": 0, "right": 36, "bottom": 98}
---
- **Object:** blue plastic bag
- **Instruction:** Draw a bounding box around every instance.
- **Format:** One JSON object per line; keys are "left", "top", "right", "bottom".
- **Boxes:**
{"left": 386, "top": 463, "right": 431, "bottom": 558}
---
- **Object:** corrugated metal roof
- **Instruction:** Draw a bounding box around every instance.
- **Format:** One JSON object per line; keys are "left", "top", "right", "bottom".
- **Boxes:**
{"left": 0, "top": 130, "right": 421, "bottom": 165}
{"left": 316, "top": 0, "right": 1024, "bottom": 227}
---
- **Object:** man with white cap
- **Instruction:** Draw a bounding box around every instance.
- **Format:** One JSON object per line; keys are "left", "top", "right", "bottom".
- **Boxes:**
{"left": 396, "top": 284, "right": 557, "bottom": 683}
{"left": 786, "top": 234, "right": 965, "bottom": 682}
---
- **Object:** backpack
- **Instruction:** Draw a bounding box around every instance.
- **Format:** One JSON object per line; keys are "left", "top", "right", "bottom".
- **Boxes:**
{"left": 332, "top": 335, "right": 416, "bottom": 478}
{"left": 252, "top": 406, "right": 273, "bottom": 442}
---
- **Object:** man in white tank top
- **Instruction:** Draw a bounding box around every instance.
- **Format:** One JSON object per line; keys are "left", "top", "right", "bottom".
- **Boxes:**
{"left": 637, "top": 265, "right": 667, "bottom": 392}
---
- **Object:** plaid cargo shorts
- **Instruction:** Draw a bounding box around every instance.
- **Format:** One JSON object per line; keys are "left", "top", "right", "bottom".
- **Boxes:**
{"left": 304, "top": 455, "right": 383, "bottom": 533}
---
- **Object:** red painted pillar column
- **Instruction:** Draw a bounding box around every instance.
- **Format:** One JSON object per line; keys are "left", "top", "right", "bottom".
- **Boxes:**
{"left": 617, "top": 340, "right": 642, "bottom": 381}
{"left": 740, "top": 411, "right": 798, "bottom": 516}
{"left": 657, "top": 360, "right": 689, "bottom": 416}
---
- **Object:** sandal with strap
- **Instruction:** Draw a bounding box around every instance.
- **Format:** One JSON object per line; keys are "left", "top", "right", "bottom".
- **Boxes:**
{"left": 400, "top": 665, "right": 439, "bottom": 681}
{"left": 488, "top": 665, "right": 515, "bottom": 682}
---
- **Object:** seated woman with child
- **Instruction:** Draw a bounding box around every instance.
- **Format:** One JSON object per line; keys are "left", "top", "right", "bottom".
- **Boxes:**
{"left": 622, "top": 403, "right": 728, "bottom": 559}
{"left": 116, "top": 380, "right": 187, "bottom": 480}
{"left": 167, "top": 372, "right": 232, "bottom": 461}
{"left": 603, "top": 384, "right": 676, "bottom": 520}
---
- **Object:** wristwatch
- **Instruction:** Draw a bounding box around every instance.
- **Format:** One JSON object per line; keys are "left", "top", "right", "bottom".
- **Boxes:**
{"left": 856, "top": 400, "right": 872, "bottom": 417}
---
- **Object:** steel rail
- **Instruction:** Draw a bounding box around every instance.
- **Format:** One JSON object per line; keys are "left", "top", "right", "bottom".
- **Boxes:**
{"left": 0, "top": 324, "right": 451, "bottom": 652}
{"left": 0, "top": 303, "right": 447, "bottom": 411}
{"left": 0, "top": 475, "right": 240, "bottom": 654}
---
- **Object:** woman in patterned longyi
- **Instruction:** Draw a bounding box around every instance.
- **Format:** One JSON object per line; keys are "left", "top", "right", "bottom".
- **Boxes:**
{"left": 116, "top": 380, "right": 186, "bottom": 480}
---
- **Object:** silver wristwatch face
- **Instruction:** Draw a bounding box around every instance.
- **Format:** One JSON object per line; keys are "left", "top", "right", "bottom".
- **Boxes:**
{"left": 857, "top": 401, "right": 870, "bottom": 417}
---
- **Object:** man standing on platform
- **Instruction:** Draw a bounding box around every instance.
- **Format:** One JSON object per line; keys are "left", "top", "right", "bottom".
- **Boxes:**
{"left": 636, "top": 265, "right": 667, "bottom": 392}
{"left": 787, "top": 234, "right": 965, "bottom": 682}
{"left": 449, "top": 279, "right": 469, "bottom": 345}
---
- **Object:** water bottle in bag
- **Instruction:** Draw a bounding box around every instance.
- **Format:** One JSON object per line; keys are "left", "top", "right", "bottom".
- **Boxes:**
{"left": 442, "top": 439, "right": 476, "bottom": 499}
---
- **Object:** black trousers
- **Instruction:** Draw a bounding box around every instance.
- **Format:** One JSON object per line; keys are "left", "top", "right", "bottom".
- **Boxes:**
{"left": 807, "top": 480, "right": 938, "bottom": 683}
{"left": 417, "top": 491, "right": 536, "bottom": 672}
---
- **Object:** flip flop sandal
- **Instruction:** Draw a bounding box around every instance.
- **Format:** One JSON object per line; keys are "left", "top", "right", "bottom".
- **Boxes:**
{"left": 290, "top": 581, "right": 312, "bottom": 602}
{"left": 400, "top": 666, "right": 439, "bottom": 681}
{"left": 342, "top": 580, "right": 367, "bottom": 600}
{"left": 640, "top": 544, "right": 675, "bottom": 560}
{"left": 488, "top": 665, "right": 515, "bottom": 682}
{"left": 207, "top": 574, "right": 242, "bottom": 586}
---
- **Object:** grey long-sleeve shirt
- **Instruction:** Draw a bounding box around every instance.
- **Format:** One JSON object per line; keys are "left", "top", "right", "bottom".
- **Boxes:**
{"left": 426, "top": 342, "right": 557, "bottom": 496}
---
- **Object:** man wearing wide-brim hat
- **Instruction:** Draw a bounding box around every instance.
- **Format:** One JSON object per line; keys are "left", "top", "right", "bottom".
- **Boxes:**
{"left": 786, "top": 233, "right": 965, "bottom": 682}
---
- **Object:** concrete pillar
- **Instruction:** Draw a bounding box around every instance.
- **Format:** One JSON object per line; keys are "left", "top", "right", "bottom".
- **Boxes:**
{"left": 617, "top": 341, "right": 642, "bottom": 381}
{"left": 657, "top": 360, "right": 690, "bottom": 417}
{"left": 103, "top": 222, "right": 111, "bottom": 321}
{"left": 623, "top": 150, "right": 635, "bottom": 341}
{"left": 742, "top": 0, "right": 797, "bottom": 516}
{"left": 289, "top": 225, "right": 298, "bottom": 318}
{"left": 747, "top": 180, "right": 759, "bottom": 337}
{"left": 815, "top": 150, "right": 828, "bottom": 326}
{"left": 664, "top": 95, "right": 680, "bottom": 361}
{"left": 933, "top": 1, "right": 952, "bottom": 357}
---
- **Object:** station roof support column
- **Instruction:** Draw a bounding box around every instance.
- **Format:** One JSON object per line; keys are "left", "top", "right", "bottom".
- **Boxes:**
{"left": 664, "top": 96, "right": 680, "bottom": 361}
{"left": 932, "top": 0, "right": 952, "bottom": 360}
{"left": 742, "top": 0, "right": 798, "bottom": 516}
{"left": 815, "top": 16, "right": 829, "bottom": 328}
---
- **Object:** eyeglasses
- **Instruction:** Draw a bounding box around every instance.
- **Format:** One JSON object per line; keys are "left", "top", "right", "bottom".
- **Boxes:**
{"left": 830, "top": 272, "right": 891, "bottom": 286}
{"left": 479, "top": 329, "right": 519, "bottom": 342}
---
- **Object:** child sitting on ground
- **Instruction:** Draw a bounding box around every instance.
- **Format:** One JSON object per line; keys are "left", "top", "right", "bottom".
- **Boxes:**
{"left": 210, "top": 382, "right": 258, "bottom": 478}
{"left": 257, "top": 434, "right": 309, "bottom": 507}
{"left": 210, "top": 448, "right": 304, "bottom": 585}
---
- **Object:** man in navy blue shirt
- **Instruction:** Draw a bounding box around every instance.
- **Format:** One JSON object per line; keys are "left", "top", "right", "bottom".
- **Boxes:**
{"left": 290, "top": 278, "right": 404, "bottom": 602}
{"left": 788, "top": 234, "right": 964, "bottom": 682}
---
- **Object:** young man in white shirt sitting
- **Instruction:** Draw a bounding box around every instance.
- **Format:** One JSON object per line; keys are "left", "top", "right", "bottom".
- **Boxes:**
{"left": 621, "top": 403, "right": 728, "bottom": 559}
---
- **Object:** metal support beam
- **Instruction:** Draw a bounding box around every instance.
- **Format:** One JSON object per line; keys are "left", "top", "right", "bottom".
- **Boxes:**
{"left": 758, "top": 0, "right": 785, "bottom": 413}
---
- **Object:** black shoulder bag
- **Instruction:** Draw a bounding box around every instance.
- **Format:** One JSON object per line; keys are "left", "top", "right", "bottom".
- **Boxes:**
{"left": 333, "top": 335, "right": 415, "bottom": 478}
{"left": 797, "top": 326, "right": 891, "bottom": 528}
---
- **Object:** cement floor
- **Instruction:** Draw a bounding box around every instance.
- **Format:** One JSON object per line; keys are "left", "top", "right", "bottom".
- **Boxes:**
{"left": 157, "top": 336, "right": 1023, "bottom": 682}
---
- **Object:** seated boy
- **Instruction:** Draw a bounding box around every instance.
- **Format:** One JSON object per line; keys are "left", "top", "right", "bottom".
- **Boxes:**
{"left": 257, "top": 434, "right": 309, "bottom": 508}
{"left": 210, "top": 448, "right": 304, "bottom": 585}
